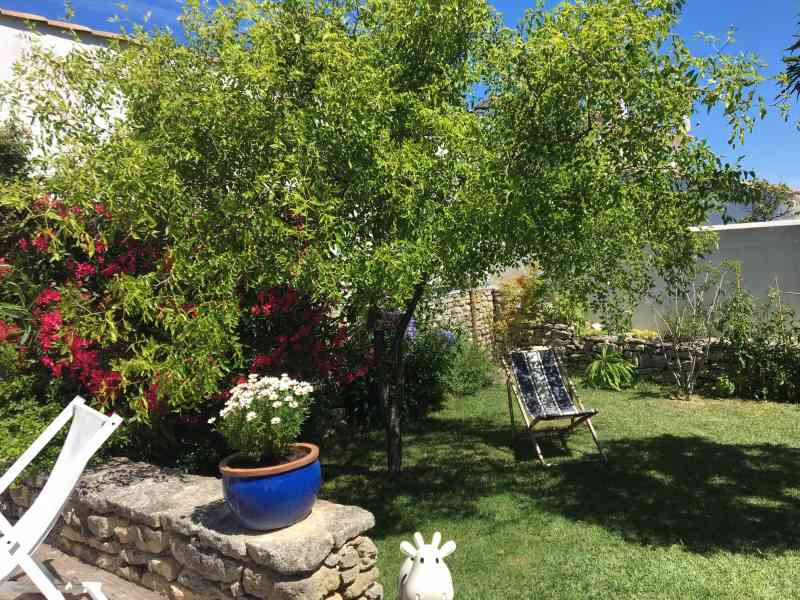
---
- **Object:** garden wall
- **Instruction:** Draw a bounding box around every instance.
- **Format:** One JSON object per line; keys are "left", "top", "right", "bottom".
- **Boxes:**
{"left": 0, "top": 458, "right": 383, "bottom": 600}
{"left": 518, "top": 322, "right": 728, "bottom": 385}
{"left": 437, "top": 287, "right": 727, "bottom": 384}
{"left": 431, "top": 287, "right": 496, "bottom": 350}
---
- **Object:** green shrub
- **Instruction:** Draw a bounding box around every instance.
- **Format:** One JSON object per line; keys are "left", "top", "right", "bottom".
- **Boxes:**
{"left": 444, "top": 337, "right": 495, "bottom": 396}
{"left": 0, "top": 342, "right": 65, "bottom": 475}
{"left": 718, "top": 289, "right": 800, "bottom": 402}
{"left": 403, "top": 328, "right": 455, "bottom": 418}
{"left": 585, "top": 345, "right": 635, "bottom": 391}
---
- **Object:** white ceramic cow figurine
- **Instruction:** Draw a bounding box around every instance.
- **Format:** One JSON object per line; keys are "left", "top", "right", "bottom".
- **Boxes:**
{"left": 398, "top": 531, "right": 456, "bottom": 600}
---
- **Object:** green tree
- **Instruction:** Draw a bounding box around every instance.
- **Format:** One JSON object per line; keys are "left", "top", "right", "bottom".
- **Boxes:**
{"left": 3, "top": 0, "right": 767, "bottom": 475}
{"left": 0, "top": 117, "right": 32, "bottom": 180}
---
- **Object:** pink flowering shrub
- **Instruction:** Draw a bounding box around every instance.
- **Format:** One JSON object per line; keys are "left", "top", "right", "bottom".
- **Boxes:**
{"left": 0, "top": 188, "right": 371, "bottom": 470}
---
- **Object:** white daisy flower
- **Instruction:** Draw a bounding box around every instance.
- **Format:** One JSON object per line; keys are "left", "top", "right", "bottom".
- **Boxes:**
{"left": 207, "top": 417, "right": 216, "bottom": 424}
{"left": 289, "top": 401, "right": 299, "bottom": 409}
{"left": 272, "top": 401, "right": 282, "bottom": 408}
{"left": 271, "top": 417, "right": 281, "bottom": 425}
{"left": 246, "top": 411, "right": 257, "bottom": 422}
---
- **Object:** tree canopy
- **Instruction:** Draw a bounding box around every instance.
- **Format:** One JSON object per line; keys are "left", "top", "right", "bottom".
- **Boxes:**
{"left": 2, "top": 0, "right": 768, "bottom": 473}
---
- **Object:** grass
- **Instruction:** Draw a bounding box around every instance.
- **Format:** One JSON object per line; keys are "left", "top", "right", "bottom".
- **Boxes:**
{"left": 320, "top": 379, "right": 800, "bottom": 599}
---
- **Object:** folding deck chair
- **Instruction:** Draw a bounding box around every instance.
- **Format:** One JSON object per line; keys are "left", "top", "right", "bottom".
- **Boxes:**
{"left": 0, "top": 396, "right": 122, "bottom": 599}
{"left": 503, "top": 347, "right": 606, "bottom": 466}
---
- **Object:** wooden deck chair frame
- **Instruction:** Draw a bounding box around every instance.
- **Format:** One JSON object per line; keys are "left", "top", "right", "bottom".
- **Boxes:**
{"left": 502, "top": 348, "right": 606, "bottom": 467}
{"left": 0, "top": 396, "right": 122, "bottom": 600}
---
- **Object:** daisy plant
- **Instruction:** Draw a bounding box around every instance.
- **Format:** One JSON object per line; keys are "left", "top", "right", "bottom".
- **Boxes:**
{"left": 212, "top": 374, "right": 313, "bottom": 463}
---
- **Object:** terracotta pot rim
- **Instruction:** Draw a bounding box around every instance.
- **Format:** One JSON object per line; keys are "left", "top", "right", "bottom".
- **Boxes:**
{"left": 219, "top": 442, "right": 319, "bottom": 478}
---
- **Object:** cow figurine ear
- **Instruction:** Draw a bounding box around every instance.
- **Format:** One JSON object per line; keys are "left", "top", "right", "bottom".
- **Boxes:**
{"left": 400, "top": 541, "right": 417, "bottom": 557}
{"left": 440, "top": 540, "right": 456, "bottom": 558}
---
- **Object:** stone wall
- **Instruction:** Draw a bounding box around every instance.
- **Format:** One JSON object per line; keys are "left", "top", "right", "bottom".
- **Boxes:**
{"left": 520, "top": 322, "right": 728, "bottom": 384}
{"left": 432, "top": 288, "right": 496, "bottom": 351}
{"left": 0, "top": 459, "right": 382, "bottom": 600}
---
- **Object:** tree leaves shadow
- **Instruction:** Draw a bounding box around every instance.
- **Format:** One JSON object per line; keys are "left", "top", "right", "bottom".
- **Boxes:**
{"left": 323, "top": 417, "right": 800, "bottom": 555}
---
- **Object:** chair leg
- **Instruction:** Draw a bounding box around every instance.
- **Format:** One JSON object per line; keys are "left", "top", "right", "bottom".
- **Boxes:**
{"left": 528, "top": 431, "right": 549, "bottom": 467}
{"left": 585, "top": 418, "right": 607, "bottom": 462}
{"left": 507, "top": 382, "right": 516, "bottom": 448}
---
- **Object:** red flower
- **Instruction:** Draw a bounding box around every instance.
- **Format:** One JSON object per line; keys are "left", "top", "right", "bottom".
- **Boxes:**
{"left": 145, "top": 380, "right": 163, "bottom": 413}
{"left": 94, "top": 240, "right": 106, "bottom": 254}
{"left": 32, "top": 234, "right": 50, "bottom": 252}
{"left": 37, "top": 310, "right": 62, "bottom": 351}
{"left": 182, "top": 303, "right": 199, "bottom": 318}
{"left": 250, "top": 354, "right": 273, "bottom": 372}
{"left": 93, "top": 202, "right": 111, "bottom": 218}
{"left": 35, "top": 288, "right": 61, "bottom": 306}
{"left": 72, "top": 262, "right": 95, "bottom": 280}
{"left": 250, "top": 305, "right": 261, "bottom": 316}
{"left": 17, "top": 238, "right": 29, "bottom": 251}
{"left": 40, "top": 355, "right": 64, "bottom": 377}
{"left": 0, "top": 320, "right": 20, "bottom": 343}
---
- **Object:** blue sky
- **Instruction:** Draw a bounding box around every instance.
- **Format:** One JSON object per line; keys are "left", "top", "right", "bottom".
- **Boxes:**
{"left": 6, "top": 0, "right": 800, "bottom": 188}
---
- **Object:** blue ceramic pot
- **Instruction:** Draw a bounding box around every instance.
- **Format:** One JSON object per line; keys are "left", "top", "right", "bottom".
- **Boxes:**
{"left": 219, "top": 443, "right": 321, "bottom": 531}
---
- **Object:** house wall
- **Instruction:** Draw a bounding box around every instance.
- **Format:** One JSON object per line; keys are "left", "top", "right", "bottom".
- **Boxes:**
{"left": 0, "top": 13, "right": 117, "bottom": 157}
{"left": 631, "top": 220, "right": 800, "bottom": 329}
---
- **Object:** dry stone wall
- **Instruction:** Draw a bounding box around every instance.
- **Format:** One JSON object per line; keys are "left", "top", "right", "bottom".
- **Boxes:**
{"left": 431, "top": 288, "right": 496, "bottom": 351}
{"left": 0, "top": 458, "right": 382, "bottom": 600}
{"left": 519, "top": 323, "right": 728, "bottom": 384}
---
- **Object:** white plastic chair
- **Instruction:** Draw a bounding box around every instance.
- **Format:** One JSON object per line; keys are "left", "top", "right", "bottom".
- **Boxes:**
{"left": 0, "top": 396, "right": 122, "bottom": 599}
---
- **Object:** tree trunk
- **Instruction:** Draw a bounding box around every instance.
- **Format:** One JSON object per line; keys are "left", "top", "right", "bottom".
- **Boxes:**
{"left": 381, "top": 277, "right": 428, "bottom": 478}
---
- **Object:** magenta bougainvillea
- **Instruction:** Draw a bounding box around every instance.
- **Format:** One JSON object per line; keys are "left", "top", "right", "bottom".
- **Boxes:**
{"left": 0, "top": 191, "right": 370, "bottom": 433}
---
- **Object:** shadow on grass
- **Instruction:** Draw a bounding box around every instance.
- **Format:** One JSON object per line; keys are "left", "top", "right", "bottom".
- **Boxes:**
{"left": 322, "top": 415, "right": 800, "bottom": 555}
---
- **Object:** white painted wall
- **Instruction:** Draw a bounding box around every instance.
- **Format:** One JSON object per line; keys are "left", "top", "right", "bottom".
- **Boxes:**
{"left": 0, "top": 13, "right": 119, "bottom": 163}
{"left": 631, "top": 220, "right": 800, "bottom": 329}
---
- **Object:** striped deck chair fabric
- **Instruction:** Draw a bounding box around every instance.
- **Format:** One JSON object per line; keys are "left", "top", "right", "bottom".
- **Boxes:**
{"left": 504, "top": 347, "right": 606, "bottom": 466}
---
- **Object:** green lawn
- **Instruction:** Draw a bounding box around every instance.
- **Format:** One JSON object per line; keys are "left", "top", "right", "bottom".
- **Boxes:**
{"left": 320, "top": 379, "right": 800, "bottom": 599}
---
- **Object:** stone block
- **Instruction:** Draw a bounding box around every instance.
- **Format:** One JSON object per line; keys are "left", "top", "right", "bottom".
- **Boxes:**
{"left": 338, "top": 546, "right": 359, "bottom": 570}
{"left": 142, "top": 572, "right": 173, "bottom": 595}
{"left": 116, "top": 564, "right": 145, "bottom": 583}
{"left": 86, "top": 536, "right": 120, "bottom": 554}
{"left": 340, "top": 566, "right": 359, "bottom": 586}
{"left": 120, "top": 546, "right": 152, "bottom": 565}
{"left": 115, "top": 525, "right": 133, "bottom": 545}
{"left": 150, "top": 556, "right": 184, "bottom": 581}
{"left": 177, "top": 569, "right": 231, "bottom": 600}
{"left": 273, "top": 566, "right": 340, "bottom": 600}
{"left": 354, "top": 537, "right": 377, "bottom": 572}
{"left": 171, "top": 537, "right": 243, "bottom": 583}
{"left": 61, "top": 526, "right": 86, "bottom": 544}
{"left": 343, "top": 568, "right": 378, "bottom": 600}
{"left": 87, "top": 515, "right": 128, "bottom": 539}
{"left": 134, "top": 524, "right": 170, "bottom": 553}
{"left": 242, "top": 567, "right": 276, "bottom": 599}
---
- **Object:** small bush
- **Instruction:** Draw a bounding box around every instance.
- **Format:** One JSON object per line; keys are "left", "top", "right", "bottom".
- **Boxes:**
{"left": 444, "top": 337, "right": 495, "bottom": 396}
{"left": 585, "top": 345, "right": 635, "bottom": 391}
